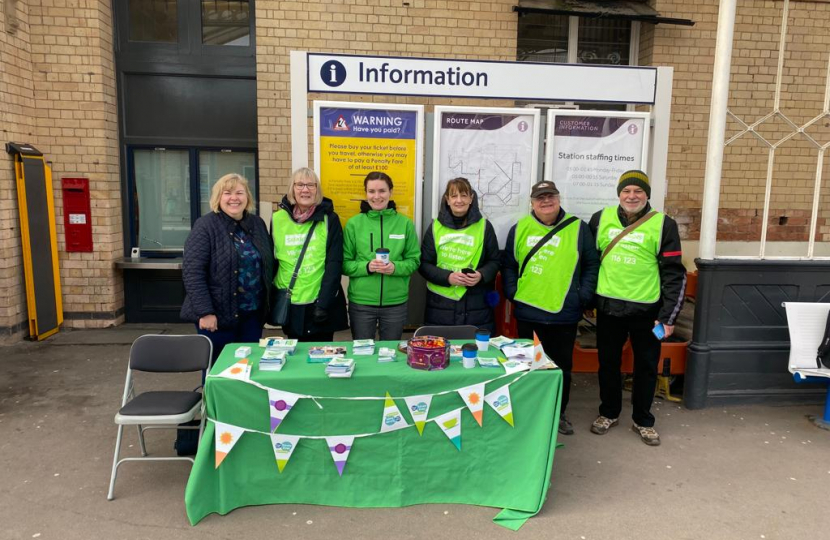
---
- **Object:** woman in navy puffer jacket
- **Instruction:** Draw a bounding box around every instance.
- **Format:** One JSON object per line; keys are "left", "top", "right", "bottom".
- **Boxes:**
{"left": 180, "top": 173, "right": 274, "bottom": 363}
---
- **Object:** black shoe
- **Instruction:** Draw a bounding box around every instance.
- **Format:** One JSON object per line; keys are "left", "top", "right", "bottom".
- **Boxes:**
{"left": 558, "top": 415, "right": 574, "bottom": 435}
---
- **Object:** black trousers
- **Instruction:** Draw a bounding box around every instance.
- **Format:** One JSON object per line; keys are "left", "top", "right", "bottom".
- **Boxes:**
{"left": 518, "top": 320, "right": 578, "bottom": 415}
{"left": 596, "top": 311, "right": 662, "bottom": 427}
{"left": 288, "top": 331, "right": 334, "bottom": 343}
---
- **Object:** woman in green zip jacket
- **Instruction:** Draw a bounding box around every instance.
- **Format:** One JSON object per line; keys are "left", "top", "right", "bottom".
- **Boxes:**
{"left": 343, "top": 171, "right": 421, "bottom": 340}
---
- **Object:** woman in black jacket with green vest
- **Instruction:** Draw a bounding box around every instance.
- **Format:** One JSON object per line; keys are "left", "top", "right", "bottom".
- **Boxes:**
{"left": 418, "top": 177, "right": 501, "bottom": 332}
{"left": 272, "top": 168, "right": 348, "bottom": 342}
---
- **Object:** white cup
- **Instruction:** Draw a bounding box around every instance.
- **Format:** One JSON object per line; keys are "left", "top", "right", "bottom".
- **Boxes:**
{"left": 462, "top": 355, "right": 476, "bottom": 369}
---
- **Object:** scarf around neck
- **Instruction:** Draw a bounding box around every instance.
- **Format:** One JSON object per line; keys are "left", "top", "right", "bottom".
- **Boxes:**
{"left": 292, "top": 204, "right": 316, "bottom": 224}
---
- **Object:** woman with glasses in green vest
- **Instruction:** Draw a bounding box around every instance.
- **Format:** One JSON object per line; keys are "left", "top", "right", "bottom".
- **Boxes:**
{"left": 272, "top": 167, "right": 348, "bottom": 342}
{"left": 419, "top": 177, "right": 501, "bottom": 332}
{"left": 502, "top": 181, "right": 599, "bottom": 436}
{"left": 342, "top": 171, "right": 421, "bottom": 340}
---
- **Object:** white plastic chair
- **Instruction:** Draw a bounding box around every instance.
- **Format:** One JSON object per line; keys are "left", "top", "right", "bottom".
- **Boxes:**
{"left": 782, "top": 302, "right": 830, "bottom": 429}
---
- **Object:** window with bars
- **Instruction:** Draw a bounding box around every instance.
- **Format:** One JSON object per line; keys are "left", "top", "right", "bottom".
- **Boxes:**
{"left": 517, "top": 13, "right": 636, "bottom": 110}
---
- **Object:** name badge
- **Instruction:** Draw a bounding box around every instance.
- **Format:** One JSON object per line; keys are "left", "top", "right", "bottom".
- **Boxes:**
{"left": 439, "top": 233, "right": 474, "bottom": 247}
{"left": 285, "top": 233, "right": 308, "bottom": 247}
{"left": 527, "top": 235, "right": 560, "bottom": 248}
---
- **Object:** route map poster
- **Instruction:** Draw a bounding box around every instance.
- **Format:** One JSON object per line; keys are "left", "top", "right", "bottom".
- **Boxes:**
{"left": 316, "top": 104, "right": 422, "bottom": 230}
{"left": 547, "top": 112, "right": 649, "bottom": 221}
{"left": 433, "top": 107, "right": 540, "bottom": 247}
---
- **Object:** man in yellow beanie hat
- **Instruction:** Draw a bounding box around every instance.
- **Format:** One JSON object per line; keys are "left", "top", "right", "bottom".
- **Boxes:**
{"left": 587, "top": 170, "right": 686, "bottom": 446}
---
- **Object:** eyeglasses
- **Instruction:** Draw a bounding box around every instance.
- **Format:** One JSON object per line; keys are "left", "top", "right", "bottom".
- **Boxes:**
{"left": 294, "top": 182, "right": 317, "bottom": 191}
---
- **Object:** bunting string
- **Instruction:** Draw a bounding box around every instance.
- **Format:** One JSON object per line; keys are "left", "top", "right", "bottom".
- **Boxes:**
{"left": 205, "top": 370, "right": 531, "bottom": 440}
{"left": 206, "top": 407, "right": 464, "bottom": 440}
{"left": 206, "top": 366, "right": 532, "bottom": 402}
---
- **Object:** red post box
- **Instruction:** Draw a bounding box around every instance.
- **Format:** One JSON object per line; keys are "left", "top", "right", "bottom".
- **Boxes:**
{"left": 61, "top": 178, "right": 93, "bottom": 252}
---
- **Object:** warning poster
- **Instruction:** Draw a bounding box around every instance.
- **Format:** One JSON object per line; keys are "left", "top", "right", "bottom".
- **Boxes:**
{"left": 317, "top": 107, "right": 420, "bottom": 228}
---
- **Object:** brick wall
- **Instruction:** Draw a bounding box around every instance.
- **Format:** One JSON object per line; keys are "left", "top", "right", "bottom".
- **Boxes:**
{"left": 0, "top": 0, "right": 35, "bottom": 339}
{"left": 255, "top": 0, "right": 519, "bottom": 201}
{"left": 0, "top": 0, "right": 121, "bottom": 341}
{"left": 653, "top": 0, "right": 830, "bottom": 243}
{"left": 3, "top": 0, "right": 829, "bottom": 341}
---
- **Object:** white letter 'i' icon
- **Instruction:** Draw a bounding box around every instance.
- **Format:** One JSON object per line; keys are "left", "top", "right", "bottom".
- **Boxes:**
{"left": 329, "top": 65, "right": 338, "bottom": 83}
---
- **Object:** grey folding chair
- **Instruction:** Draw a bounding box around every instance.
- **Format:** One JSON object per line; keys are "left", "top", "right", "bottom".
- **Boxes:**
{"left": 107, "top": 334, "right": 212, "bottom": 500}
{"left": 413, "top": 325, "right": 479, "bottom": 340}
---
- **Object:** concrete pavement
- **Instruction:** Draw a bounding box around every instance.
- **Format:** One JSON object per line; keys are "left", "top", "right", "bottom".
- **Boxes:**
{"left": 1, "top": 324, "right": 827, "bottom": 540}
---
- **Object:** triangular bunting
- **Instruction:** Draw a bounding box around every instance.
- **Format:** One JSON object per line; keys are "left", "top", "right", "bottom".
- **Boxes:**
{"left": 403, "top": 394, "right": 433, "bottom": 435}
{"left": 214, "top": 422, "right": 245, "bottom": 468}
{"left": 270, "top": 433, "right": 301, "bottom": 473}
{"left": 530, "top": 332, "right": 549, "bottom": 370}
{"left": 217, "top": 358, "right": 251, "bottom": 381}
{"left": 433, "top": 409, "right": 462, "bottom": 450}
{"left": 484, "top": 384, "right": 515, "bottom": 427}
{"left": 268, "top": 389, "right": 301, "bottom": 432}
{"left": 500, "top": 358, "right": 530, "bottom": 375}
{"left": 457, "top": 382, "right": 486, "bottom": 426}
{"left": 380, "top": 392, "right": 409, "bottom": 433}
{"left": 326, "top": 436, "right": 355, "bottom": 477}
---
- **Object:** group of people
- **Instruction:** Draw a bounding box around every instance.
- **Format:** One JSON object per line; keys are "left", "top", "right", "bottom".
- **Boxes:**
{"left": 180, "top": 167, "right": 685, "bottom": 446}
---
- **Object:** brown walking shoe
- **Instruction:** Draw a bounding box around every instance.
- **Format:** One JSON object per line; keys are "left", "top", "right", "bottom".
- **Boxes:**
{"left": 590, "top": 415, "right": 619, "bottom": 435}
{"left": 632, "top": 423, "right": 661, "bottom": 446}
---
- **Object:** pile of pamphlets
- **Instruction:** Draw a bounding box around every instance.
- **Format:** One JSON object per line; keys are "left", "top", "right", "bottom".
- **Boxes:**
{"left": 476, "top": 356, "right": 502, "bottom": 368}
{"left": 449, "top": 344, "right": 463, "bottom": 360}
{"left": 325, "top": 358, "right": 355, "bottom": 378}
{"left": 259, "top": 349, "right": 287, "bottom": 371}
{"left": 502, "top": 343, "right": 535, "bottom": 363}
{"left": 377, "top": 347, "right": 397, "bottom": 363}
{"left": 308, "top": 345, "right": 347, "bottom": 363}
{"left": 259, "top": 337, "right": 298, "bottom": 354}
{"left": 352, "top": 339, "right": 375, "bottom": 356}
{"left": 490, "top": 335, "right": 516, "bottom": 348}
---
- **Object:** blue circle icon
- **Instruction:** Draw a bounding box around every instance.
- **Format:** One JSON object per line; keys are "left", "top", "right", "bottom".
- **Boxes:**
{"left": 321, "top": 61, "right": 347, "bottom": 88}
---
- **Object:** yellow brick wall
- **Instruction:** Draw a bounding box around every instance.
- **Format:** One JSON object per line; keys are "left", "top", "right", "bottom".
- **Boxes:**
{"left": 3, "top": 0, "right": 829, "bottom": 340}
{"left": 257, "top": 0, "right": 830, "bottom": 243}
{"left": 653, "top": 0, "right": 830, "bottom": 242}
{"left": 255, "top": 0, "right": 519, "bottom": 202}
{"left": 0, "top": 0, "right": 121, "bottom": 341}
{"left": 0, "top": 0, "right": 35, "bottom": 339}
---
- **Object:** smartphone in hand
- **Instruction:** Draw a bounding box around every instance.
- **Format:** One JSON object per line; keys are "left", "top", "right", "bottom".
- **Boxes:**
{"left": 652, "top": 322, "right": 666, "bottom": 340}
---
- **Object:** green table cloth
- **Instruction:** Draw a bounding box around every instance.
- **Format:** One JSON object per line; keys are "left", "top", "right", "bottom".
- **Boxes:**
{"left": 185, "top": 341, "right": 562, "bottom": 529}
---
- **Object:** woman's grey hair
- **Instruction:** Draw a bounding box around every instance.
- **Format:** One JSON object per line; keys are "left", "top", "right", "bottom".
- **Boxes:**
{"left": 286, "top": 167, "right": 323, "bottom": 206}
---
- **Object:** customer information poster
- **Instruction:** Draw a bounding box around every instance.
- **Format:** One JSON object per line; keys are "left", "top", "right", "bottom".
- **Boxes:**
{"left": 546, "top": 111, "right": 649, "bottom": 221}
{"left": 315, "top": 102, "right": 424, "bottom": 231}
{"left": 432, "top": 107, "right": 541, "bottom": 247}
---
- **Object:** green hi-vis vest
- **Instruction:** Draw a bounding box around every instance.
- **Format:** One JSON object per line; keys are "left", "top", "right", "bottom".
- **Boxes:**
{"left": 513, "top": 214, "right": 580, "bottom": 314}
{"left": 272, "top": 211, "right": 328, "bottom": 305}
{"left": 596, "top": 206, "right": 664, "bottom": 304}
{"left": 426, "top": 219, "right": 486, "bottom": 301}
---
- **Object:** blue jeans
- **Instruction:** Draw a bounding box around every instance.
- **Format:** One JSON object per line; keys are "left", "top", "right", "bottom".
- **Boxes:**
{"left": 196, "top": 310, "right": 263, "bottom": 367}
{"left": 348, "top": 302, "right": 408, "bottom": 341}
